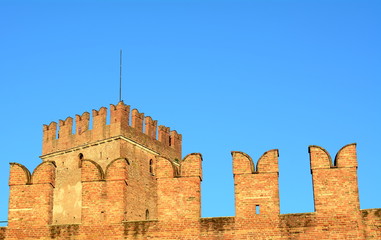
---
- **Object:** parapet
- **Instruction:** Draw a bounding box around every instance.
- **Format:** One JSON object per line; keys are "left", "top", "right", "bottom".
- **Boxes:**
{"left": 9, "top": 161, "right": 56, "bottom": 186}
{"left": 232, "top": 149, "right": 279, "bottom": 175}
{"left": 155, "top": 153, "right": 202, "bottom": 179}
{"left": 308, "top": 143, "right": 361, "bottom": 214}
{"left": 156, "top": 154, "right": 203, "bottom": 221}
{"left": 42, "top": 102, "right": 182, "bottom": 159}
{"left": 8, "top": 162, "right": 56, "bottom": 227}
{"left": 309, "top": 143, "right": 357, "bottom": 170}
{"left": 232, "top": 149, "right": 280, "bottom": 217}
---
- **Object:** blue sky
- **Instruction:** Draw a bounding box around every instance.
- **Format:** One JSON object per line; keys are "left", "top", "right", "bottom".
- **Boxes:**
{"left": 0, "top": 0, "right": 380, "bottom": 224}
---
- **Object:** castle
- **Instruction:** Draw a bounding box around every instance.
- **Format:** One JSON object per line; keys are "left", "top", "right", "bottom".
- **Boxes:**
{"left": 0, "top": 101, "right": 380, "bottom": 239}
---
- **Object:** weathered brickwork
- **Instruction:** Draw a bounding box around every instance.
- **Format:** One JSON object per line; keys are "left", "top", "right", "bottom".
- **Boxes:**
{"left": 3, "top": 101, "right": 380, "bottom": 239}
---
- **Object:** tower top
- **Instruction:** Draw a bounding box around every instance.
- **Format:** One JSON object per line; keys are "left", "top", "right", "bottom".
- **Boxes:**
{"left": 41, "top": 101, "right": 182, "bottom": 160}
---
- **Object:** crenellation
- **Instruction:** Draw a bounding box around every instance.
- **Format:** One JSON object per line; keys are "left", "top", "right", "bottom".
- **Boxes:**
{"left": 58, "top": 117, "right": 73, "bottom": 138}
{"left": 43, "top": 122, "right": 57, "bottom": 141}
{"left": 309, "top": 144, "right": 361, "bottom": 212}
{"left": 31, "top": 161, "right": 56, "bottom": 186}
{"left": 157, "top": 154, "right": 202, "bottom": 221}
{"left": 170, "top": 130, "right": 182, "bottom": 154}
{"left": 41, "top": 102, "right": 182, "bottom": 160}
{"left": 232, "top": 151, "right": 254, "bottom": 174}
{"left": 92, "top": 107, "right": 107, "bottom": 141}
{"left": 9, "top": 163, "right": 31, "bottom": 186}
{"left": 309, "top": 145, "right": 333, "bottom": 169}
{"left": 5, "top": 100, "right": 380, "bottom": 239}
{"left": 42, "top": 122, "right": 57, "bottom": 155}
{"left": 144, "top": 116, "right": 157, "bottom": 139}
{"left": 233, "top": 150, "right": 280, "bottom": 218}
{"left": 110, "top": 102, "right": 130, "bottom": 124}
{"left": 75, "top": 112, "right": 90, "bottom": 135}
{"left": 158, "top": 125, "right": 170, "bottom": 146}
{"left": 8, "top": 162, "right": 56, "bottom": 228}
{"left": 131, "top": 109, "right": 144, "bottom": 132}
{"left": 334, "top": 143, "right": 357, "bottom": 168}
{"left": 256, "top": 149, "right": 279, "bottom": 173}
{"left": 109, "top": 102, "right": 130, "bottom": 138}
{"left": 309, "top": 143, "right": 357, "bottom": 169}
{"left": 308, "top": 144, "right": 364, "bottom": 238}
{"left": 156, "top": 156, "right": 177, "bottom": 179}
{"left": 181, "top": 153, "right": 202, "bottom": 179}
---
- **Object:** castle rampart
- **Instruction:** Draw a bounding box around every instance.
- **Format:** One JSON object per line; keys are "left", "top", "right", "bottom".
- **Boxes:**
{"left": 2, "top": 102, "right": 380, "bottom": 240}
{"left": 42, "top": 101, "right": 182, "bottom": 160}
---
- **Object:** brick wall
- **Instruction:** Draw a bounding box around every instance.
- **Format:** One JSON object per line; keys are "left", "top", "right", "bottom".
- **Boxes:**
{"left": 2, "top": 102, "right": 380, "bottom": 239}
{"left": 362, "top": 209, "right": 381, "bottom": 239}
{"left": 42, "top": 102, "right": 182, "bottom": 160}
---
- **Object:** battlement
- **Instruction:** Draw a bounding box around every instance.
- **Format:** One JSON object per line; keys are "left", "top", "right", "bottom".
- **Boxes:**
{"left": 42, "top": 101, "right": 182, "bottom": 159}
{"left": 309, "top": 143, "right": 357, "bottom": 169}
{"left": 5, "top": 141, "right": 381, "bottom": 239}
{"left": 8, "top": 162, "right": 56, "bottom": 227}
{"left": 232, "top": 149, "right": 279, "bottom": 174}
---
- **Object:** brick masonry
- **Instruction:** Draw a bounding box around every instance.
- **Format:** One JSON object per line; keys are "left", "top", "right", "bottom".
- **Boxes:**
{"left": 1, "top": 101, "right": 380, "bottom": 239}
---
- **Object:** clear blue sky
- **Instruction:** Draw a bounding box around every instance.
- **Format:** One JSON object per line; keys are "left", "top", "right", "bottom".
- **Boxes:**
{"left": 0, "top": 0, "right": 380, "bottom": 224}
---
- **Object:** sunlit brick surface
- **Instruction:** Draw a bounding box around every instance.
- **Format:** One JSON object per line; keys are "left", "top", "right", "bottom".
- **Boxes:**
{"left": 1, "top": 103, "right": 380, "bottom": 239}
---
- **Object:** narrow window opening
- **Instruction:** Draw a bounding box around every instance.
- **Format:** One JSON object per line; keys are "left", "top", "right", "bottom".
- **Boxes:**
{"left": 105, "top": 108, "right": 111, "bottom": 125}
{"left": 168, "top": 136, "right": 172, "bottom": 146}
{"left": 256, "top": 205, "right": 260, "bottom": 214}
{"left": 145, "top": 209, "right": 149, "bottom": 220}
{"left": 128, "top": 111, "right": 132, "bottom": 126}
{"left": 88, "top": 113, "right": 93, "bottom": 130}
{"left": 72, "top": 119, "right": 76, "bottom": 135}
{"left": 142, "top": 118, "right": 146, "bottom": 134}
{"left": 79, "top": 153, "right": 84, "bottom": 160}
{"left": 149, "top": 159, "right": 154, "bottom": 175}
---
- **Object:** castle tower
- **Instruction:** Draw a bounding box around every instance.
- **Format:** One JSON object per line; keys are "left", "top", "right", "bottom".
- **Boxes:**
{"left": 4, "top": 102, "right": 380, "bottom": 239}
{"left": 9, "top": 101, "right": 182, "bottom": 227}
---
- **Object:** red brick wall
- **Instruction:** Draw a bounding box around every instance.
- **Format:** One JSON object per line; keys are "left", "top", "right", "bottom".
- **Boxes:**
{"left": 4, "top": 102, "right": 380, "bottom": 239}
{"left": 309, "top": 144, "right": 365, "bottom": 239}
{"left": 0, "top": 227, "right": 6, "bottom": 240}
{"left": 42, "top": 102, "right": 181, "bottom": 160}
{"left": 157, "top": 154, "right": 202, "bottom": 222}
{"left": 362, "top": 209, "right": 381, "bottom": 239}
{"left": 8, "top": 162, "right": 55, "bottom": 228}
{"left": 232, "top": 150, "right": 281, "bottom": 239}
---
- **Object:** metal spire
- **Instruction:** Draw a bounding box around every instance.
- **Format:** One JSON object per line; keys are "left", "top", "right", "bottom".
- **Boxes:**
{"left": 119, "top": 49, "right": 123, "bottom": 102}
